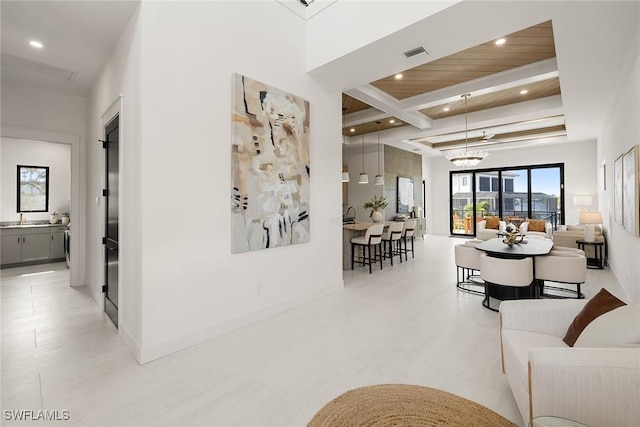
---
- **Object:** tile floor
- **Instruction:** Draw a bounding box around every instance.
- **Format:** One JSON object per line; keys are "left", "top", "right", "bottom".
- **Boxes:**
{"left": 1, "top": 235, "right": 622, "bottom": 426}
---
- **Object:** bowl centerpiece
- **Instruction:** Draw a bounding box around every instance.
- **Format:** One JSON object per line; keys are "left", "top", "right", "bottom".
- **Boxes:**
{"left": 364, "top": 195, "right": 388, "bottom": 223}
{"left": 502, "top": 223, "right": 524, "bottom": 246}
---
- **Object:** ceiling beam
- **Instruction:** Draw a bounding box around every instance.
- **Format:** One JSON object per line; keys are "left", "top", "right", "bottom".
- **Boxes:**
{"left": 344, "top": 85, "right": 434, "bottom": 130}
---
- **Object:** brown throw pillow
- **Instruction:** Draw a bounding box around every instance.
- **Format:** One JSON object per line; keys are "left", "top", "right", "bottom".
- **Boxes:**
{"left": 563, "top": 288, "right": 627, "bottom": 346}
{"left": 527, "top": 219, "right": 546, "bottom": 232}
{"left": 485, "top": 216, "right": 500, "bottom": 230}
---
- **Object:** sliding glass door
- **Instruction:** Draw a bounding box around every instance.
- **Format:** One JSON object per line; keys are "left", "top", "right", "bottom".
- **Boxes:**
{"left": 450, "top": 163, "right": 564, "bottom": 236}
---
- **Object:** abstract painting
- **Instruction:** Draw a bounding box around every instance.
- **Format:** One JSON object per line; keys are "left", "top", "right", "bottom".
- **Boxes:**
{"left": 231, "top": 74, "right": 310, "bottom": 253}
{"left": 622, "top": 145, "right": 639, "bottom": 236}
{"left": 614, "top": 155, "right": 623, "bottom": 225}
{"left": 397, "top": 176, "right": 414, "bottom": 213}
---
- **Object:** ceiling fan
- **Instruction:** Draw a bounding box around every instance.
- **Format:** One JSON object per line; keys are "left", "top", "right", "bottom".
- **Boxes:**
{"left": 480, "top": 131, "right": 497, "bottom": 142}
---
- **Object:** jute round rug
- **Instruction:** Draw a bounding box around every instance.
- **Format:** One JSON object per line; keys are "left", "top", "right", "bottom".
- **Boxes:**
{"left": 307, "top": 384, "right": 517, "bottom": 426}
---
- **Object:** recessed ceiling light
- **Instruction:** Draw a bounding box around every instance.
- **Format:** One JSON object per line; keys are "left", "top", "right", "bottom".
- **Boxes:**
{"left": 520, "top": 89, "right": 529, "bottom": 95}
{"left": 495, "top": 38, "right": 506, "bottom": 46}
{"left": 394, "top": 73, "right": 403, "bottom": 80}
{"left": 29, "top": 40, "right": 43, "bottom": 48}
{"left": 350, "top": 128, "right": 355, "bottom": 132}
{"left": 443, "top": 107, "right": 450, "bottom": 112}
{"left": 389, "top": 119, "right": 395, "bottom": 124}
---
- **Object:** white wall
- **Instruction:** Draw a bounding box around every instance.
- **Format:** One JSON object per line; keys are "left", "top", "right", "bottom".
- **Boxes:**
{"left": 306, "top": 1, "right": 460, "bottom": 72}
{"left": 87, "top": 2, "right": 343, "bottom": 363}
{"left": 1, "top": 138, "right": 71, "bottom": 222}
{"left": 344, "top": 143, "right": 384, "bottom": 220}
{"left": 427, "top": 141, "right": 598, "bottom": 236}
{"left": 87, "top": 5, "right": 143, "bottom": 356}
{"left": 598, "top": 27, "right": 640, "bottom": 304}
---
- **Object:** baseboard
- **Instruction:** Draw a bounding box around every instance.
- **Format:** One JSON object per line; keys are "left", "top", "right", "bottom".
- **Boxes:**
{"left": 120, "top": 324, "right": 142, "bottom": 364}
{"left": 137, "top": 281, "right": 344, "bottom": 364}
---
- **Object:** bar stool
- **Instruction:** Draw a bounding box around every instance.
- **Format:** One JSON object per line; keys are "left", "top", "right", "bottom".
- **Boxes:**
{"left": 351, "top": 223, "right": 384, "bottom": 274}
{"left": 480, "top": 253, "right": 535, "bottom": 312}
{"left": 535, "top": 250, "right": 586, "bottom": 299}
{"left": 400, "top": 219, "right": 417, "bottom": 261}
{"left": 382, "top": 222, "right": 404, "bottom": 266}
{"left": 454, "top": 243, "right": 483, "bottom": 295}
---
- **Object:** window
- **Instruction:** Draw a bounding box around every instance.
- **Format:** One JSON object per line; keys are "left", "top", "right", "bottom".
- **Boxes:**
{"left": 479, "top": 176, "right": 490, "bottom": 191}
{"left": 450, "top": 163, "right": 565, "bottom": 236}
{"left": 17, "top": 165, "right": 49, "bottom": 212}
{"left": 504, "top": 179, "right": 514, "bottom": 193}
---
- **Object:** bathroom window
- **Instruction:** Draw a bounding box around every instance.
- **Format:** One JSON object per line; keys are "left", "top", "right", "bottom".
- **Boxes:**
{"left": 17, "top": 165, "right": 49, "bottom": 212}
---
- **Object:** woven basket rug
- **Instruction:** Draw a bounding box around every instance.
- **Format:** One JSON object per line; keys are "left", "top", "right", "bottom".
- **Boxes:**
{"left": 307, "top": 384, "right": 517, "bottom": 427}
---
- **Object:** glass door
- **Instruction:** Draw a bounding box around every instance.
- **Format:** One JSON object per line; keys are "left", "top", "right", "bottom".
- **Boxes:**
{"left": 531, "top": 166, "right": 563, "bottom": 227}
{"left": 450, "top": 172, "right": 474, "bottom": 235}
{"left": 501, "top": 169, "right": 528, "bottom": 228}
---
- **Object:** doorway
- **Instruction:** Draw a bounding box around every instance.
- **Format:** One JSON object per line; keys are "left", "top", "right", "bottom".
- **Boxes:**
{"left": 103, "top": 115, "right": 119, "bottom": 328}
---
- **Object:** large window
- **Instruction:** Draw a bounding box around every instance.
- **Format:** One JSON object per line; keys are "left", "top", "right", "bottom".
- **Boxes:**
{"left": 450, "top": 163, "right": 564, "bottom": 236}
{"left": 17, "top": 165, "right": 49, "bottom": 212}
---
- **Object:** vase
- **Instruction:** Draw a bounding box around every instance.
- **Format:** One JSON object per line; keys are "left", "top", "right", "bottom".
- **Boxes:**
{"left": 371, "top": 211, "right": 383, "bottom": 223}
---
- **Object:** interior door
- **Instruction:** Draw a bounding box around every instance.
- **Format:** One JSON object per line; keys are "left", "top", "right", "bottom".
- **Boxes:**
{"left": 104, "top": 115, "right": 119, "bottom": 328}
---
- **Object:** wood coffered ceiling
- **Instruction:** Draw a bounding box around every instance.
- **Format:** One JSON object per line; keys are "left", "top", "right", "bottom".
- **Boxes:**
{"left": 342, "top": 20, "right": 564, "bottom": 149}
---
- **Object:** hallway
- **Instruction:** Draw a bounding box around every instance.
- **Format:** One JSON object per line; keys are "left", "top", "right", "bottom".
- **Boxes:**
{"left": 1, "top": 236, "right": 622, "bottom": 426}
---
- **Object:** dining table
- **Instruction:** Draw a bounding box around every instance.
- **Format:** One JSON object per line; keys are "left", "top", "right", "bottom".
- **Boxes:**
{"left": 475, "top": 237, "right": 554, "bottom": 308}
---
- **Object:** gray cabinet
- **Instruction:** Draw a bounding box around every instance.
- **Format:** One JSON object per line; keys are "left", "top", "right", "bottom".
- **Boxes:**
{"left": 1, "top": 234, "right": 22, "bottom": 265}
{"left": 49, "top": 226, "right": 66, "bottom": 259}
{"left": 20, "top": 230, "right": 50, "bottom": 262}
{"left": 1, "top": 225, "right": 68, "bottom": 266}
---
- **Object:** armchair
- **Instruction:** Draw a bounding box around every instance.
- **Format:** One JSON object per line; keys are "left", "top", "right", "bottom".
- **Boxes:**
{"left": 500, "top": 299, "right": 640, "bottom": 426}
{"left": 476, "top": 219, "right": 506, "bottom": 240}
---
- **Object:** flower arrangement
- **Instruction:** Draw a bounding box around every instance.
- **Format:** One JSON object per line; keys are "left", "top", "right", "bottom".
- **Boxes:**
{"left": 364, "top": 195, "right": 388, "bottom": 217}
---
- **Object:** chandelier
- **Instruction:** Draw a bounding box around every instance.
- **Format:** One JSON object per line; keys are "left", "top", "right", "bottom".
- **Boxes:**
{"left": 445, "top": 94, "right": 489, "bottom": 167}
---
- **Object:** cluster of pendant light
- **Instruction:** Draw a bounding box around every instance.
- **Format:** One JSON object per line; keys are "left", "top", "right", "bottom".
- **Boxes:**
{"left": 354, "top": 122, "right": 384, "bottom": 185}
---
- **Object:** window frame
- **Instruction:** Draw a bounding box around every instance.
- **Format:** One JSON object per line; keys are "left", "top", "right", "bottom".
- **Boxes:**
{"left": 17, "top": 165, "right": 50, "bottom": 213}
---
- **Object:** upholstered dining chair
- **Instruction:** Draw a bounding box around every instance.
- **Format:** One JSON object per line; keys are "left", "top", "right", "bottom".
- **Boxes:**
{"left": 480, "top": 253, "right": 535, "bottom": 311}
{"left": 535, "top": 250, "right": 586, "bottom": 299}
{"left": 351, "top": 223, "right": 384, "bottom": 273}
{"left": 381, "top": 222, "right": 404, "bottom": 266}
{"left": 400, "top": 219, "right": 417, "bottom": 261}
{"left": 454, "top": 243, "right": 483, "bottom": 295}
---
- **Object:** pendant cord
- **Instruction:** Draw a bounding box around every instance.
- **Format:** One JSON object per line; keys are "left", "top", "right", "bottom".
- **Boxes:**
{"left": 376, "top": 121, "right": 381, "bottom": 174}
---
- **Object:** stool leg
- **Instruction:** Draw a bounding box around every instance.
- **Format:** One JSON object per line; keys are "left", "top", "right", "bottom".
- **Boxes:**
{"left": 368, "top": 245, "right": 373, "bottom": 274}
{"left": 351, "top": 243, "right": 355, "bottom": 270}
{"left": 378, "top": 243, "right": 383, "bottom": 269}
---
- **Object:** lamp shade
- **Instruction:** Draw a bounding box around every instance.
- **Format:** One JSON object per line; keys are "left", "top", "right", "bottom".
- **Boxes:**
{"left": 358, "top": 173, "right": 369, "bottom": 184}
{"left": 573, "top": 196, "right": 593, "bottom": 206}
{"left": 342, "top": 171, "right": 350, "bottom": 182}
{"left": 579, "top": 211, "right": 603, "bottom": 224}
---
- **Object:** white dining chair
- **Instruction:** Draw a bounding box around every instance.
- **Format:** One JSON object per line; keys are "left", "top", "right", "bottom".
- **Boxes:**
{"left": 454, "top": 243, "right": 483, "bottom": 295}
{"left": 480, "top": 253, "right": 535, "bottom": 311}
{"left": 535, "top": 250, "right": 586, "bottom": 299}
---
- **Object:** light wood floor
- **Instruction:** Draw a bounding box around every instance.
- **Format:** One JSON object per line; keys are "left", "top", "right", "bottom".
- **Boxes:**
{"left": 1, "top": 235, "right": 622, "bottom": 426}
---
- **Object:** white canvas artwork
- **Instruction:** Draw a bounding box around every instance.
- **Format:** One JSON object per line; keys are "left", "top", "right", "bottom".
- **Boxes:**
{"left": 622, "top": 145, "right": 639, "bottom": 236}
{"left": 231, "top": 74, "right": 310, "bottom": 253}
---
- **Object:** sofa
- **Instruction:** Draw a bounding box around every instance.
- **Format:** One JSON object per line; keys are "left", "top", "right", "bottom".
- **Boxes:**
{"left": 476, "top": 219, "right": 506, "bottom": 240}
{"left": 518, "top": 220, "right": 553, "bottom": 239}
{"left": 552, "top": 225, "right": 605, "bottom": 260}
{"left": 499, "top": 297, "right": 640, "bottom": 427}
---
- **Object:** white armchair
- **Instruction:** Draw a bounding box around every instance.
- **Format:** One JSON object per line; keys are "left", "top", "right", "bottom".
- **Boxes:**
{"left": 476, "top": 219, "right": 506, "bottom": 240}
{"left": 500, "top": 299, "right": 640, "bottom": 427}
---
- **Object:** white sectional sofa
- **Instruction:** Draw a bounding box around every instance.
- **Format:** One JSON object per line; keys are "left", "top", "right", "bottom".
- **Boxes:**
{"left": 499, "top": 298, "right": 640, "bottom": 427}
{"left": 476, "top": 219, "right": 506, "bottom": 240}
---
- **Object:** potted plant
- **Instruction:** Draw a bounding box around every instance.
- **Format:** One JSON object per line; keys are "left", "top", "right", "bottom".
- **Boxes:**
{"left": 364, "top": 195, "right": 388, "bottom": 223}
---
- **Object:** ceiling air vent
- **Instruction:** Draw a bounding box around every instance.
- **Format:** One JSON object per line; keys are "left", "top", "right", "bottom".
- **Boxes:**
{"left": 403, "top": 46, "right": 428, "bottom": 58}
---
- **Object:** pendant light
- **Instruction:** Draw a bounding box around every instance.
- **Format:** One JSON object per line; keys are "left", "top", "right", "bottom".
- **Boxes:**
{"left": 445, "top": 94, "right": 489, "bottom": 167}
{"left": 341, "top": 108, "right": 350, "bottom": 182}
{"left": 374, "top": 121, "right": 384, "bottom": 185}
{"left": 358, "top": 127, "right": 368, "bottom": 184}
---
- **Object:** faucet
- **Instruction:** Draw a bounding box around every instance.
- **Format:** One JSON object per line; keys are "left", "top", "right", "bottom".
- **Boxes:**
{"left": 345, "top": 206, "right": 356, "bottom": 223}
